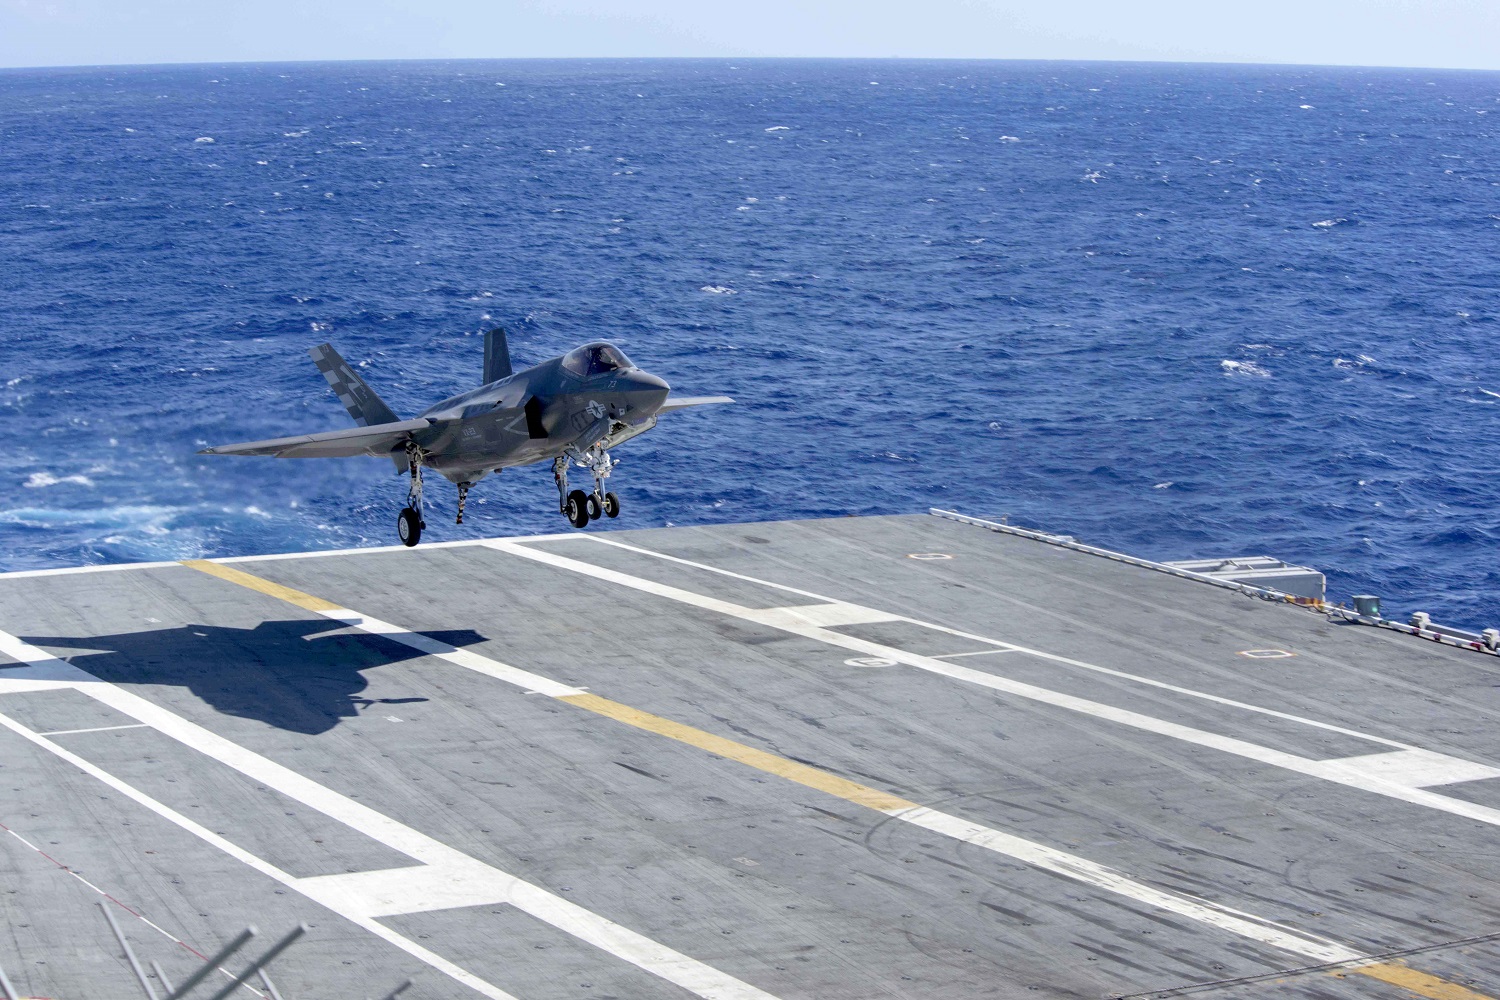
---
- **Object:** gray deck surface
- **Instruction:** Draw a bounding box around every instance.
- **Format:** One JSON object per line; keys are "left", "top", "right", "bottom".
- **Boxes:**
{"left": 1, "top": 513, "right": 1497, "bottom": 1000}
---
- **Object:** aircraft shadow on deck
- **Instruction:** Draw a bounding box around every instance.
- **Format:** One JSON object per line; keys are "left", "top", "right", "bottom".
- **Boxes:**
{"left": 21, "top": 620, "right": 487, "bottom": 735}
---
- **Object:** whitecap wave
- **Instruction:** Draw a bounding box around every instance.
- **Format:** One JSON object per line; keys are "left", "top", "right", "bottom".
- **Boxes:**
{"left": 700, "top": 285, "right": 736, "bottom": 294}
{"left": 1312, "top": 218, "right": 1347, "bottom": 227}
{"left": 24, "top": 472, "right": 94, "bottom": 488}
{"left": 1220, "top": 360, "right": 1270, "bottom": 378}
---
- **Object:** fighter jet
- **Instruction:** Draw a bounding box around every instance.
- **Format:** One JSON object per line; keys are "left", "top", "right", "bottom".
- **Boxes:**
{"left": 199, "top": 328, "right": 732, "bottom": 546}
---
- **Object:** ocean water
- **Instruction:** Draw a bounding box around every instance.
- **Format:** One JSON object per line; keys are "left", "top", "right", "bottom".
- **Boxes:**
{"left": 2, "top": 59, "right": 1497, "bottom": 629}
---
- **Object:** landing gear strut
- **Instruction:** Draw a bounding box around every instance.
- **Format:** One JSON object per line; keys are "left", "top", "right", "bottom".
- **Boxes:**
{"left": 399, "top": 442, "right": 427, "bottom": 547}
{"left": 456, "top": 481, "right": 472, "bottom": 525}
{"left": 555, "top": 446, "right": 622, "bottom": 529}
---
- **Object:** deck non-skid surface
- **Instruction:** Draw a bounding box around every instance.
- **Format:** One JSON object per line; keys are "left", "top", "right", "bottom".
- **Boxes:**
{"left": 1, "top": 514, "right": 1497, "bottom": 999}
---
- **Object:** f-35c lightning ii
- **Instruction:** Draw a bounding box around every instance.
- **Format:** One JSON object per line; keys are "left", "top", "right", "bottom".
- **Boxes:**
{"left": 199, "top": 329, "right": 732, "bottom": 546}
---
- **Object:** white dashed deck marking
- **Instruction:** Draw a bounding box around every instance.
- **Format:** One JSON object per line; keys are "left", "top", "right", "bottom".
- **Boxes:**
{"left": 35, "top": 723, "right": 150, "bottom": 737}
{"left": 485, "top": 537, "right": 1500, "bottom": 828}
{"left": 1312, "top": 749, "right": 1500, "bottom": 788}
{"left": 741, "top": 603, "right": 902, "bottom": 629}
{"left": 180, "top": 558, "right": 1365, "bottom": 968}
{"left": 0, "top": 628, "right": 782, "bottom": 1000}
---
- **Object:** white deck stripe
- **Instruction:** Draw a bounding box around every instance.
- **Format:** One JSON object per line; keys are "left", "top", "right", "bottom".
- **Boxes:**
{"left": 1313, "top": 749, "right": 1500, "bottom": 788}
{"left": 484, "top": 539, "right": 1500, "bottom": 827}
{"left": 575, "top": 536, "right": 1495, "bottom": 764}
{"left": 889, "top": 806, "right": 1355, "bottom": 963}
{"left": 0, "top": 532, "right": 576, "bottom": 578}
{"left": 0, "top": 710, "right": 522, "bottom": 1000}
{"left": 0, "top": 560, "right": 1438, "bottom": 969}
{"left": 740, "top": 604, "right": 902, "bottom": 629}
{"left": 0, "top": 561, "right": 181, "bottom": 580}
{"left": 584, "top": 536, "right": 1415, "bottom": 751}
{"left": 36, "top": 723, "right": 150, "bottom": 736}
{"left": 183, "top": 555, "right": 1365, "bottom": 967}
{"left": 0, "top": 630, "right": 780, "bottom": 1000}
{"left": 164, "top": 548, "right": 1366, "bottom": 968}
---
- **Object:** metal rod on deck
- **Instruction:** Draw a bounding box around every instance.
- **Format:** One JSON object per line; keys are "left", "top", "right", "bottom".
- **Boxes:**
{"left": 257, "top": 968, "right": 286, "bottom": 1000}
{"left": 0, "top": 957, "right": 21, "bottom": 1000}
{"left": 165, "top": 927, "right": 256, "bottom": 1000}
{"left": 99, "top": 901, "right": 159, "bottom": 1000}
{"left": 203, "top": 924, "right": 306, "bottom": 1000}
{"left": 151, "top": 960, "right": 177, "bottom": 997}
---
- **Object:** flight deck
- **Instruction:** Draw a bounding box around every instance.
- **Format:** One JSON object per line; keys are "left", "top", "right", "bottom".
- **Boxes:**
{"left": 1, "top": 513, "right": 1497, "bottom": 1000}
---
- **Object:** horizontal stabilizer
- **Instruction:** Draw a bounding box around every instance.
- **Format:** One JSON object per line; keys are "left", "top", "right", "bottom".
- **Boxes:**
{"left": 199, "top": 418, "right": 433, "bottom": 459}
{"left": 659, "top": 395, "right": 734, "bottom": 414}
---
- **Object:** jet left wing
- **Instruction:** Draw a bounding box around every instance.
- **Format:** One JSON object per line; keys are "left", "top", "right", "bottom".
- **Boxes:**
{"left": 658, "top": 395, "right": 734, "bottom": 414}
{"left": 199, "top": 417, "right": 435, "bottom": 458}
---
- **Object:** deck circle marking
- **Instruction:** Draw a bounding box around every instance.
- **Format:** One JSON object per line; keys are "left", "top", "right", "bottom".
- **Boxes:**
{"left": 844, "top": 656, "right": 897, "bottom": 668}
{"left": 907, "top": 552, "right": 953, "bottom": 560}
{"left": 1238, "top": 649, "right": 1296, "bottom": 658}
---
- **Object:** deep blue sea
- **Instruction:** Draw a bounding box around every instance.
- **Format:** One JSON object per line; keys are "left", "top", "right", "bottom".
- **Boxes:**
{"left": 2, "top": 60, "right": 1497, "bottom": 629}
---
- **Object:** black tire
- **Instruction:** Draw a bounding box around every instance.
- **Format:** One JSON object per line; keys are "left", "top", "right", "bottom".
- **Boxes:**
{"left": 398, "top": 507, "right": 422, "bottom": 547}
{"left": 603, "top": 491, "right": 620, "bottom": 518}
{"left": 586, "top": 492, "right": 603, "bottom": 520}
{"left": 566, "top": 489, "right": 591, "bottom": 528}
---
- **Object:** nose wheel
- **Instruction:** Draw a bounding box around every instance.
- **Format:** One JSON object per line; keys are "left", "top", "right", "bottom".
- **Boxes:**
{"left": 555, "top": 448, "right": 622, "bottom": 529}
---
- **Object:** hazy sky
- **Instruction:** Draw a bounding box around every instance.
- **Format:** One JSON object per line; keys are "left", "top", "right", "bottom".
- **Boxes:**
{"left": 3, "top": 0, "right": 1498, "bottom": 71}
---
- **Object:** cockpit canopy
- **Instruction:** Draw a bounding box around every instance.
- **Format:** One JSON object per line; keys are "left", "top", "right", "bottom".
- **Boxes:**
{"left": 561, "top": 342, "right": 634, "bottom": 378}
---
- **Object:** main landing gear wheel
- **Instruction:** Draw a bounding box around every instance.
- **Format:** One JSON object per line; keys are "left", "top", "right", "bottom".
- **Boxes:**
{"left": 586, "top": 492, "right": 603, "bottom": 521}
{"left": 398, "top": 507, "right": 422, "bottom": 547}
{"left": 566, "top": 489, "right": 591, "bottom": 528}
{"left": 602, "top": 491, "right": 620, "bottom": 518}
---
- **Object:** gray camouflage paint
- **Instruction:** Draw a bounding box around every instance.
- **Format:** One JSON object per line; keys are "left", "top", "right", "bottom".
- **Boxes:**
{"left": 201, "top": 331, "right": 728, "bottom": 490}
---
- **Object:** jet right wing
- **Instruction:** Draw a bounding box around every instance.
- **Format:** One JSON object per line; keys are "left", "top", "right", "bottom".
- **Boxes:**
{"left": 199, "top": 417, "right": 434, "bottom": 458}
{"left": 658, "top": 395, "right": 734, "bottom": 414}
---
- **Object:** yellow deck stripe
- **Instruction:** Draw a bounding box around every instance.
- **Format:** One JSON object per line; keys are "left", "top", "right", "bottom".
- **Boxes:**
{"left": 1354, "top": 962, "right": 1495, "bottom": 1000}
{"left": 180, "top": 558, "right": 1497, "bottom": 1000}
{"left": 560, "top": 693, "right": 914, "bottom": 812}
{"left": 181, "top": 559, "right": 344, "bottom": 612}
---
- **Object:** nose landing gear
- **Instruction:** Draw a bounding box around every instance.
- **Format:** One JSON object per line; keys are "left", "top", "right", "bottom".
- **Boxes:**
{"left": 555, "top": 446, "right": 622, "bottom": 529}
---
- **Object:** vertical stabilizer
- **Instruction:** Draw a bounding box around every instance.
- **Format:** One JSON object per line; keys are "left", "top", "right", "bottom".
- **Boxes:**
{"left": 483, "top": 327, "right": 513, "bottom": 384}
{"left": 308, "top": 343, "right": 402, "bottom": 427}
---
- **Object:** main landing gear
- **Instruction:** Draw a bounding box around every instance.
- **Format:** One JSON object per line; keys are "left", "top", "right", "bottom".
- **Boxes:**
{"left": 554, "top": 448, "right": 621, "bottom": 530}
{"left": 398, "top": 442, "right": 427, "bottom": 547}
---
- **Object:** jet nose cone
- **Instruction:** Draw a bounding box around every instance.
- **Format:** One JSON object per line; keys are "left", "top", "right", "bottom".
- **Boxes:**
{"left": 632, "top": 371, "right": 669, "bottom": 392}
{"left": 622, "top": 370, "right": 670, "bottom": 416}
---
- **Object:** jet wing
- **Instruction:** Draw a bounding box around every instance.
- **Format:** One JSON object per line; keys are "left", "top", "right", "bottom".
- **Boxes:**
{"left": 199, "top": 417, "right": 434, "bottom": 458}
{"left": 658, "top": 395, "right": 734, "bottom": 414}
